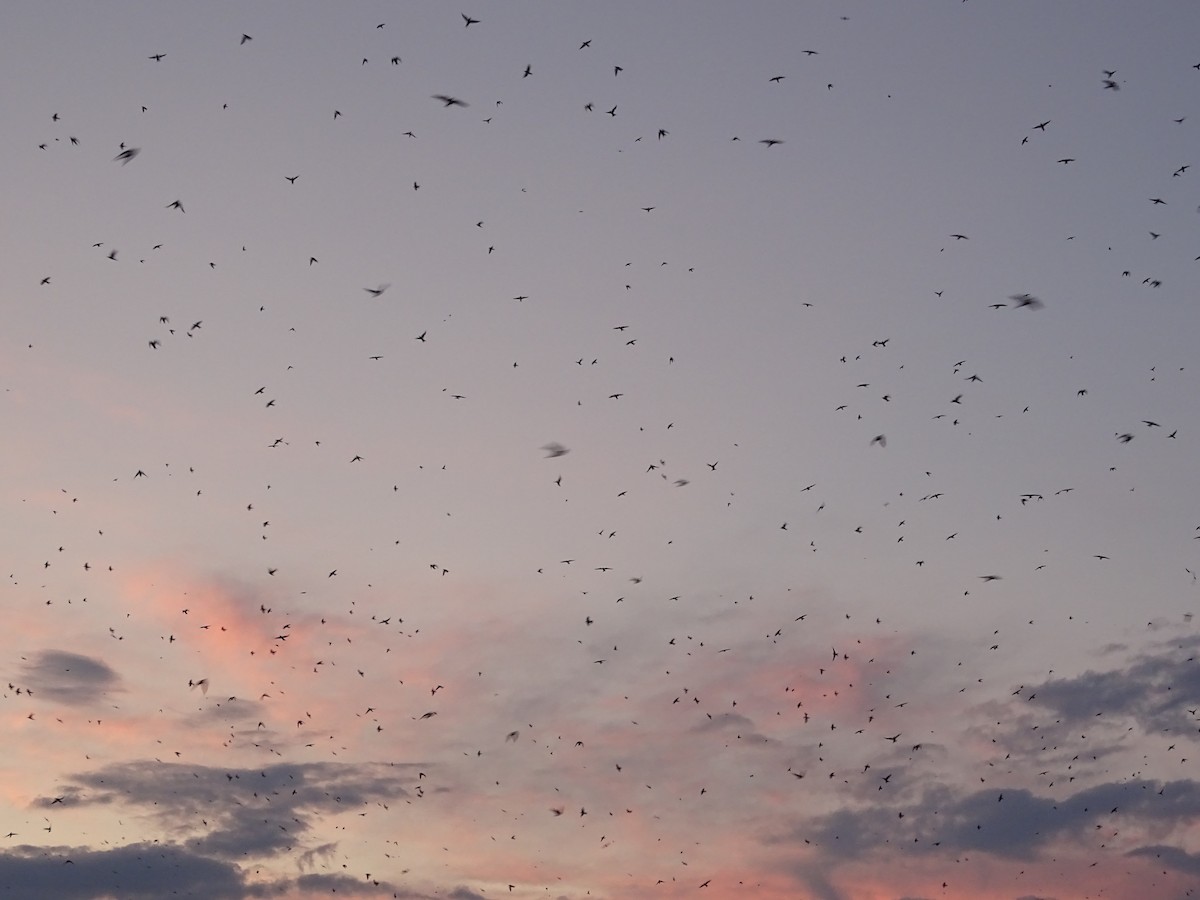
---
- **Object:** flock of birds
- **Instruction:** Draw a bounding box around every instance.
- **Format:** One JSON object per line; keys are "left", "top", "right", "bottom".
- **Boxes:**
{"left": 6, "top": 7, "right": 1200, "bottom": 900}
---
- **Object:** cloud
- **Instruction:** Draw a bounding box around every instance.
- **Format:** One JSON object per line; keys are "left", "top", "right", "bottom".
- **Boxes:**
{"left": 53, "top": 760, "right": 416, "bottom": 861}
{"left": 798, "top": 778, "right": 1200, "bottom": 862}
{"left": 1026, "top": 637, "right": 1200, "bottom": 736}
{"left": 0, "top": 843, "right": 252, "bottom": 900}
{"left": 19, "top": 650, "right": 120, "bottom": 706}
{"left": 1126, "top": 844, "right": 1200, "bottom": 876}
{"left": 0, "top": 844, "right": 445, "bottom": 899}
{"left": 291, "top": 873, "right": 411, "bottom": 896}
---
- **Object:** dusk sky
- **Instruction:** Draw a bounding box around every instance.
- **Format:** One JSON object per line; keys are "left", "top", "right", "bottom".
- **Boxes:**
{"left": 4, "top": 3, "right": 1200, "bottom": 899}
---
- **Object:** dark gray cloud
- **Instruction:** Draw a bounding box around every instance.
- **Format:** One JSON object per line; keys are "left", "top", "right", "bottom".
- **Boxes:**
{"left": 19, "top": 650, "right": 120, "bottom": 706}
{"left": 1028, "top": 637, "right": 1200, "bottom": 737}
{"left": 798, "top": 778, "right": 1200, "bottom": 862}
{"left": 292, "top": 873, "right": 411, "bottom": 896}
{"left": 1125, "top": 844, "right": 1200, "bottom": 875}
{"left": 54, "top": 760, "right": 416, "bottom": 861}
{"left": 0, "top": 843, "right": 438, "bottom": 899}
{"left": 0, "top": 843, "right": 253, "bottom": 900}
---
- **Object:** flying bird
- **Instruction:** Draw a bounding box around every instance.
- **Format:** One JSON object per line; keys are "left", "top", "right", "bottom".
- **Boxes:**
{"left": 1009, "top": 293, "right": 1044, "bottom": 309}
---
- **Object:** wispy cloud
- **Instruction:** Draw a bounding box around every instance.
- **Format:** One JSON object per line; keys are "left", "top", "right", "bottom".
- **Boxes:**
{"left": 19, "top": 651, "right": 121, "bottom": 707}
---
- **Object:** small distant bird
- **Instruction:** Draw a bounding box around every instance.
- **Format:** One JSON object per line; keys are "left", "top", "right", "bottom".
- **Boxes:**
{"left": 1009, "top": 293, "right": 1044, "bottom": 309}
{"left": 542, "top": 443, "right": 569, "bottom": 458}
{"left": 462, "top": 13, "right": 479, "bottom": 26}
{"left": 148, "top": 53, "right": 165, "bottom": 61}
{"left": 433, "top": 94, "right": 468, "bottom": 107}
{"left": 113, "top": 148, "right": 140, "bottom": 164}
{"left": 364, "top": 284, "right": 390, "bottom": 297}
{"left": 760, "top": 139, "right": 783, "bottom": 147}
{"left": 240, "top": 34, "right": 252, "bottom": 44}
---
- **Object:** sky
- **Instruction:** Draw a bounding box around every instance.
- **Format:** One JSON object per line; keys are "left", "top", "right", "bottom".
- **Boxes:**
{"left": 3, "top": 2, "right": 1200, "bottom": 898}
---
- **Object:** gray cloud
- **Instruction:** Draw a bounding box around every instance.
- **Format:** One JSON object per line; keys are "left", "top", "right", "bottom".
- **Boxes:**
{"left": 19, "top": 650, "right": 120, "bottom": 707}
{"left": 1028, "top": 637, "right": 1200, "bottom": 737}
{"left": 0, "top": 843, "right": 253, "bottom": 900}
{"left": 292, "top": 873, "right": 411, "bottom": 896}
{"left": 799, "top": 778, "right": 1200, "bottom": 862}
{"left": 0, "top": 843, "right": 442, "bottom": 899}
{"left": 55, "top": 760, "right": 416, "bottom": 861}
{"left": 1125, "top": 844, "right": 1200, "bottom": 875}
